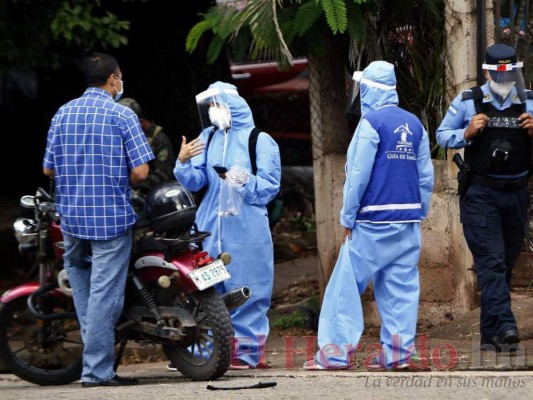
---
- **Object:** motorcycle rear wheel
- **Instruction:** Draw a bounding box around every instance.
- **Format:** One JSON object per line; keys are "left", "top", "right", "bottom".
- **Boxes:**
{"left": 0, "top": 296, "right": 83, "bottom": 385}
{"left": 163, "top": 287, "right": 232, "bottom": 381}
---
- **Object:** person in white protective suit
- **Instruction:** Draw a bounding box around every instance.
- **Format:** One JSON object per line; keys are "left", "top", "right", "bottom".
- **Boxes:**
{"left": 173, "top": 81, "right": 281, "bottom": 369}
{"left": 304, "top": 61, "right": 434, "bottom": 370}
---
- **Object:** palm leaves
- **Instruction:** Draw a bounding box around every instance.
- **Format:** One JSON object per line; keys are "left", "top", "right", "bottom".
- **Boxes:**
{"left": 320, "top": 0, "right": 347, "bottom": 34}
{"left": 186, "top": 0, "right": 369, "bottom": 65}
{"left": 294, "top": 1, "right": 323, "bottom": 36}
{"left": 187, "top": 0, "right": 294, "bottom": 64}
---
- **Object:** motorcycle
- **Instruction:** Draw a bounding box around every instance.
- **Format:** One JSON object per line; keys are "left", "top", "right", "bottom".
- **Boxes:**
{"left": 0, "top": 182, "right": 250, "bottom": 385}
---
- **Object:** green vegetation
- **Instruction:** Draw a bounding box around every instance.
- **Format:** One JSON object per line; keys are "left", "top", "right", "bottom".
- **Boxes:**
{"left": 273, "top": 310, "right": 308, "bottom": 329}
{"left": 273, "top": 295, "right": 320, "bottom": 330}
{"left": 290, "top": 216, "right": 316, "bottom": 232}
{"left": 0, "top": 0, "right": 129, "bottom": 71}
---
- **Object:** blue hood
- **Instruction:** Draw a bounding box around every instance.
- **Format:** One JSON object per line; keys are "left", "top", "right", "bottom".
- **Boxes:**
{"left": 360, "top": 61, "right": 399, "bottom": 116}
{"left": 207, "top": 81, "right": 255, "bottom": 131}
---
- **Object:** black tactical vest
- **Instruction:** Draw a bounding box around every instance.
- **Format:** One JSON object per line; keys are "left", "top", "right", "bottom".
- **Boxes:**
{"left": 463, "top": 87, "right": 530, "bottom": 175}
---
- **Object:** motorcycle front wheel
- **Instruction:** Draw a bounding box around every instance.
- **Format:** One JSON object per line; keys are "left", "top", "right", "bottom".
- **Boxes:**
{"left": 162, "top": 287, "right": 232, "bottom": 381}
{"left": 0, "top": 296, "right": 83, "bottom": 385}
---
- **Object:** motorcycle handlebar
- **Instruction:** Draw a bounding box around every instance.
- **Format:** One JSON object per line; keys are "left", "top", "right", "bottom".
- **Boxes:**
{"left": 36, "top": 187, "right": 53, "bottom": 202}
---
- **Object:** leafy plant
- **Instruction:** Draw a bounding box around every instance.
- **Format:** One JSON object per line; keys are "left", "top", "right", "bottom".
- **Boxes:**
{"left": 273, "top": 310, "right": 308, "bottom": 329}
{"left": 0, "top": 0, "right": 130, "bottom": 71}
{"left": 290, "top": 216, "right": 316, "bottom": 232}
{"left": 273, "top": 296, "right": 320, "bottom": 329}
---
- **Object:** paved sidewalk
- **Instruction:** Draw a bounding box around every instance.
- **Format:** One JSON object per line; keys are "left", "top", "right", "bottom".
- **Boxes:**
{"left": 2, "top": 255, "right": 533, "bottom": 400}
{"left": 2, "top": 359, "right": 533, "bottom": 400}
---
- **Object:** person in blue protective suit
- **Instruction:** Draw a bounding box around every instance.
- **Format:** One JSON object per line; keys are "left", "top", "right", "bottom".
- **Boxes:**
{"left": 173, "top": 81, "right": 281, "bottom": 369}
{"left": 436, "top": 44, "right": 533, "bottom": 352}
{"left": 303, "top": 61, "right": 434, "bottom": 370}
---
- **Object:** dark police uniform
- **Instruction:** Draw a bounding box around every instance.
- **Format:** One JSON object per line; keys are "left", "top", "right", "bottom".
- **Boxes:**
{"left": 436, "top": 44, "right": 533, "bottom": 351}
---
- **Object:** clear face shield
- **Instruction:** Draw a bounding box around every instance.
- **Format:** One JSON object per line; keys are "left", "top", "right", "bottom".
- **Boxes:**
{"left": 346, "top": 71, "right": 364, "bottom": 115}
{"left": 195, "top": 88, "right": 232, "bottom": 131}
{"left": 483, "top": 61, "right": 526, "bottom": 101}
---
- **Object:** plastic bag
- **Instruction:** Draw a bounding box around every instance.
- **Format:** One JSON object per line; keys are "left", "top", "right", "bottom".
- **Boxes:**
{"left": 218, "top": 167, "right": 248, "bottom": 217}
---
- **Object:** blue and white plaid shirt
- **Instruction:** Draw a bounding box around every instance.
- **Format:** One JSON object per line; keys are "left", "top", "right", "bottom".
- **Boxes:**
{"left": 43, "top": 87, "right": 155, "bottom": 240}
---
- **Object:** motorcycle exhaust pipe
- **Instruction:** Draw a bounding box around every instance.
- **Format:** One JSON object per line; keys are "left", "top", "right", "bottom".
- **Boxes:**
{"left": 222, "top": 286, "right": 252, "bottom": 311}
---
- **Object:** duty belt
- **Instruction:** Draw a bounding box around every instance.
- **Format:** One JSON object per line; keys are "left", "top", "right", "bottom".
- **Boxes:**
{"left": 470, "top": 174, "right": 529, "bottom": 191}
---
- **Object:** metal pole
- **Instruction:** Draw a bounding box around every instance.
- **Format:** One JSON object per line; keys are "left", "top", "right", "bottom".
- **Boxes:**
{"left": 495, "top": 0, "right": 501, "bottom": 43}
{"left": 525, "top": 0, "right": 531, "bottom": 89}
{"left": 477, "top": 0, "right": 487, "bottom": 86}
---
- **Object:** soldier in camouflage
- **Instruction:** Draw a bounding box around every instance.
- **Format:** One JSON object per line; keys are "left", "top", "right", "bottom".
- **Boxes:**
{"left": 118, "top": 98, "right": 175, "bottom": 222}
{"left": 118, "top": 98, "right": 175, "bottom": 193}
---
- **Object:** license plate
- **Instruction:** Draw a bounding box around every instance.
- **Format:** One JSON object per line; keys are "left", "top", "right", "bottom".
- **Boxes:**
{"left": 188, "top": 259, "right": 231, "bottom": 290}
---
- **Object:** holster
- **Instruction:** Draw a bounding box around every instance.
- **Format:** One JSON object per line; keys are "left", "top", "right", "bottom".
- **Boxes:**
{"left": 457, "top": 169, "right": 471, "bottom": 197}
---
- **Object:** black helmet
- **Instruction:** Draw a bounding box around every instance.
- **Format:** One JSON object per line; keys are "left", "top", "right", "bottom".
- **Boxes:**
{"left": 144, "top": 181, "right": 197, "bottom": 235}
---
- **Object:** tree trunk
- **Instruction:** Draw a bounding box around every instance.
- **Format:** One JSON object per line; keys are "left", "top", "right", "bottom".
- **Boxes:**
{"left": 307, "top": 38, "right": 352, "bottom": 300}
{"left": 442, "top": 0, "right": 491, "bottom": 313}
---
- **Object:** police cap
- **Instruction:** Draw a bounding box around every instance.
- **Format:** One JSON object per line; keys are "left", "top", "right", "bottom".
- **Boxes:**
{"left": 485, "top": 43, "right": 517, "bottom": 66}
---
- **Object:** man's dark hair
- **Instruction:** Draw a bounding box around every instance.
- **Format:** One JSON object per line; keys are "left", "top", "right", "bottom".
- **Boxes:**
{"left": 80, "top": 52, "right": 119, "bottom": 86}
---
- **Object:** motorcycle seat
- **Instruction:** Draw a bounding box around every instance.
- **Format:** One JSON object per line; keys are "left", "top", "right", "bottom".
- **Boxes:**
{"left": 135, "top": 236, "right": 167, "bottom": 255}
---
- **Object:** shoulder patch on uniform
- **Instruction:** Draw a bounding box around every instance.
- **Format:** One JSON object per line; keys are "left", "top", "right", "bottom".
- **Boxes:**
{"left": 462, "top": 86, "right": 485, "bottom": 101}
{"left": 461, "top": 91, "right": 473, "bottom": 100}
{"left": 448, "top": 105, "right": 457, "bottom": 115}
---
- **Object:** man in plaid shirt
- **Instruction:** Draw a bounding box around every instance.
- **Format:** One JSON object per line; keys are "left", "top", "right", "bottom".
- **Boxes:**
{"left": 43, "top": 52, "right": 154, "bottom": 387}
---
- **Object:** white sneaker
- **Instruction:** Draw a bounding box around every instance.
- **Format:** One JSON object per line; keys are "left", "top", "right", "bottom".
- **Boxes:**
{"left": 167, "top": 363, "right": 177, "bottom": 372}
{"left": 303, "top": 359, "right": 354, "bottom": 370}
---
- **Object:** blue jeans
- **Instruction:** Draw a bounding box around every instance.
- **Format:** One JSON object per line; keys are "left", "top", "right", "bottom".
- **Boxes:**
{"left": 63, "top": 229, "right": 132, "bottom": 383}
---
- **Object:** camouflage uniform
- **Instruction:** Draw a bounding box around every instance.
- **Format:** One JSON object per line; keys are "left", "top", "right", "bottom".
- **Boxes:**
{"left": 117, "top": 98, "right": 175, "bottom": 193}
{"left": 137, "top": 122, "right": 175, "bottom": 193}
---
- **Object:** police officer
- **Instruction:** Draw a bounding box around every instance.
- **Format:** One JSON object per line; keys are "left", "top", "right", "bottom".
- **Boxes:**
{"left": 436, "top": 43, "right": 533, "bottom": 351}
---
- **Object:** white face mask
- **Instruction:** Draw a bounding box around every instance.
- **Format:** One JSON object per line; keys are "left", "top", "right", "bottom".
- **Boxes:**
{"left": 114, "top": 78, "right": 124, "bottom": 101}
{"left": 208, "top": 106, "right": 231, "bottom": 130}
{"left": 489, "top": 80, "right": 515, "bottom": 100}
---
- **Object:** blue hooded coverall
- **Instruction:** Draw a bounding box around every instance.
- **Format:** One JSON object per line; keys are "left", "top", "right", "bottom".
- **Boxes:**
{"left": 174, "top": 82, "right": 281, "bottom": 367}
{"left": 313, "top": 61, "right": 434, "bottom": 369}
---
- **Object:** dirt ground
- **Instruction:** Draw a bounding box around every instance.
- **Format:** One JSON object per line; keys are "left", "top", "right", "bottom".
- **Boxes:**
{"left": 266, "top": 270, "right": 533, "bottom": 370}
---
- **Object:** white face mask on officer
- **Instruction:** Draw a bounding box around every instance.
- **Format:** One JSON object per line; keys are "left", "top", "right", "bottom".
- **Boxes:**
{"left": 489, "top": 80, "right": 515, "bottom": 100}
{"left": 208, "top": 106, "right": 231, "bottom": 130}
